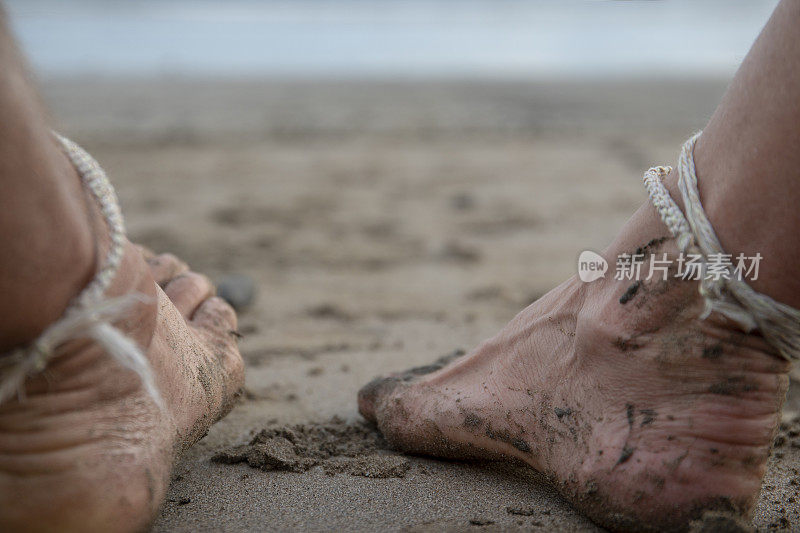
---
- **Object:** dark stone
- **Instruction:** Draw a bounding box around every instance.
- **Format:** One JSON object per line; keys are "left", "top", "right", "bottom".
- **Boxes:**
{"left": 216, "top": 273, "right": 257, "bottom": 310}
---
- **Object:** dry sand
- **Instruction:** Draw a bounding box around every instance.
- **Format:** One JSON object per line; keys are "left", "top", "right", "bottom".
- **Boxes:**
{"left": 41, "top": 77, "right": 800, "bottom": 532}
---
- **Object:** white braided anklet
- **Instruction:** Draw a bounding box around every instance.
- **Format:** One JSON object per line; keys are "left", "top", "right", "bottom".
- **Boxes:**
{"left": 0, "top": 135, "right": 162, "bottom": 406}
{"left": 643, "top": 131, "right": 800, "bottom": 362}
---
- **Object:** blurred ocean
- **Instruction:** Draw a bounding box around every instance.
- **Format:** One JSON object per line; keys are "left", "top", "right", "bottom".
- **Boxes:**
{"left": 5, "top": 0, "right": 779, "bottom": 79}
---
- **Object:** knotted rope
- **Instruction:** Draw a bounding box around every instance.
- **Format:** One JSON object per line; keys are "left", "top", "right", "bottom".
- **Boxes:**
{"left": 643, "top": 131, "right": 800, "bottom": 362}
{"left": 0, "top": 135, "right": 161, "bottom": 406}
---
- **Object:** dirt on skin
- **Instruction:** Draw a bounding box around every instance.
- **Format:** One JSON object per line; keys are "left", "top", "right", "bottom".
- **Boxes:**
{"left": 212, "top": 417, "right": 411, "bottom": 479}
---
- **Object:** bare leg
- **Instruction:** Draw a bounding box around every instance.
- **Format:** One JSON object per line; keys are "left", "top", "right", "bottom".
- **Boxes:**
{"left": 0, "top": 9, "right": 95, "bottom": 350}
{"left": 690, "top": 0, "right": 800, "bottom": 307}
{"left": 359, "top": 1, "right": 800, "bottom": 530}
{"left": 0, "top": 10, "right": 244, "bottom": 532}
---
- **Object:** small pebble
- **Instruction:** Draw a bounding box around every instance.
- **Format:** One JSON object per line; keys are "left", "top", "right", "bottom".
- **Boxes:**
{"left": 216, "top": 274, "right": 257, "bottom": 310}
{"left": 450, "top": 192, "right": 475, "bottom": 210}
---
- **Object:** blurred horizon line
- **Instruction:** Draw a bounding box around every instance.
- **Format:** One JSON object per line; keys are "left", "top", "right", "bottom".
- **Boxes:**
{"left": 6, "top": 0, "right": 777, "bottom": 80}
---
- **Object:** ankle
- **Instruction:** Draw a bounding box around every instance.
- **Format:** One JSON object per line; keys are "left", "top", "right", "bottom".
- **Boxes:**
{"left": 690, "top": 135, "right": 800, "bottom": 308}
{"left": 0, "top": 142, "right": 97, "bottom": 352}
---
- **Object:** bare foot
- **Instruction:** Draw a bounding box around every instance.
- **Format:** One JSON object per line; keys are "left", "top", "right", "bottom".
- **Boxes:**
{"left": 358, "top": 201, "right": 789, "bottom": 531}
{"left": 0, "top": 242, "right": 244, "bottom": 532}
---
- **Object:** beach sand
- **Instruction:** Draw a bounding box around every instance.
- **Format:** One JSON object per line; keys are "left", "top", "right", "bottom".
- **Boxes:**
{"left": 42, "top": 78, "right": 799, "bottom": 532}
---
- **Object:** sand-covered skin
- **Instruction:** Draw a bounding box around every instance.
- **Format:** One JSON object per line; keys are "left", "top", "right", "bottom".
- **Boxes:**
{"left": 41, "top": 78, "right": 798, "bottom": 531}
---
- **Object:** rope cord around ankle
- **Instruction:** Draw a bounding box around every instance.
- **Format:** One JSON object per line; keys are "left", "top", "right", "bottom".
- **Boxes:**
{"left": 642, "top": 131, "right": 800, "bottom": 362}
{"left": 55, "top": 133, "right": 125, "bottom": 308}
{"left": 0, "top": 135, "right": 162, "bottom": 406}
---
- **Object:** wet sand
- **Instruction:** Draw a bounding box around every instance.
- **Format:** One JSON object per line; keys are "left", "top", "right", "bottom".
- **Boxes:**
{"left": 41, "top": 77, "right": 799, "bottom": 531}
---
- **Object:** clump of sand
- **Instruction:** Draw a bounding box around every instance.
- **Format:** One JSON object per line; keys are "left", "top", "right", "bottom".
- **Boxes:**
{"left": 212, "top": 417, "right": 410, "bottom": 479}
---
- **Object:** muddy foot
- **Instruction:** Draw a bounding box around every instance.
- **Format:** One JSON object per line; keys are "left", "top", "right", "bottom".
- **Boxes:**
{"left": 359, "top": 202, "right": 789, "bottom": 531}
{"left": 0, "top": 243, "right": 244, "bottom": 532}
